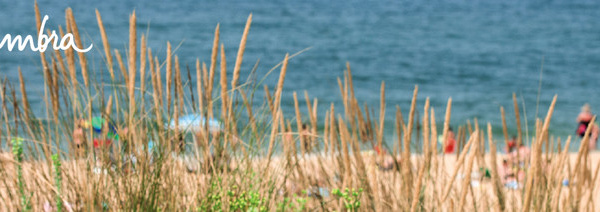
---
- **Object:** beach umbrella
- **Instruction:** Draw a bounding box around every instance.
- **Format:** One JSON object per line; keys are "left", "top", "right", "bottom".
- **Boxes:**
{"left": 167, "top": 114, "right": 223, "bottom": 133}
{"left": 81, "top": 116, "right": 120, "bottom": 148}
{"left": 82, "top": 116, "right": 119, "bottom": 141}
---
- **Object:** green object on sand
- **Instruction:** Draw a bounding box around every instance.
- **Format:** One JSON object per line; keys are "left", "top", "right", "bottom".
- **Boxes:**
{"left": 480, "top": 168, "right": 492, "bottom": 178}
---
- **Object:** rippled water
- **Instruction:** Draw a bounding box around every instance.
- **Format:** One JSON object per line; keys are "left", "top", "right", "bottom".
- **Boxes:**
{"left": 1, "top": 0, "right": 599, "bottom": 149}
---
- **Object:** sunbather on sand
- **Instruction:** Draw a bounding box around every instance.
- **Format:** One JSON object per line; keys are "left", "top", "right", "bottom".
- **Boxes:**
{"left": 373, "top": 145, "right": 398, "bottom": 171}
{"left": 500, "top": 159, "right": 519, "bottom": 189}
{"left": 499, "top": 160, "right": 513, "bottom": 183}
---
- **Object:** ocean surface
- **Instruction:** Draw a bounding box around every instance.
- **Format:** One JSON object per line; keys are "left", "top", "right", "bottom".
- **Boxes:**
{"left": 0, "top": 0, "right": 599, "bottom": 150}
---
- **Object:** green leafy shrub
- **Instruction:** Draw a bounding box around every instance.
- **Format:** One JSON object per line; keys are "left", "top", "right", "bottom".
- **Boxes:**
{"left": 277, "top": 194, "right": 307, "bottom": 212}
{"left": 12, "top": 137, "right": 31, "bottom": 211}
{"left": 332, "top": 188, "right": 363, "bottom": 211}
{"left": 52, "top": 154, "right": 63, "bottom": 211}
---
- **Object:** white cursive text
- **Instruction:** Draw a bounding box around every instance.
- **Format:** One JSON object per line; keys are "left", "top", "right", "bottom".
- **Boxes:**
{"left": 0, "top": 15, "right": 93, "bottom": 53}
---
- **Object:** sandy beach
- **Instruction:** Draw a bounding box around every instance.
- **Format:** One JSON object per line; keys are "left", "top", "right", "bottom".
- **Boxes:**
{"left": 1, "top": 149, "right": 598, "bottom": 211}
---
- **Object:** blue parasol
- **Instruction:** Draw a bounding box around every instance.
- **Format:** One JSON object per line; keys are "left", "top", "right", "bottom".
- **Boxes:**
{"left": 167, "top": 114, "right": 223, "bottom": 133}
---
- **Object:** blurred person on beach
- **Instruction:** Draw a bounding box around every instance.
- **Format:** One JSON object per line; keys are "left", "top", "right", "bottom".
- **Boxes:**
{"left": 373, "top": 144, "right": 396, "bottom": 171}
{"left": 504, "top": 135, "right": 518, "bottom": 165}
{"left": 301, "top": 124, "right": 314, "bottom": 153}
{"left": 444, "top": 127, "right": 456, "bottom": 154}
{"left": 514, "top": 143, "right": 530, "bottom": 164}
{"left": 505, "top": 136, "right": 517, "bottom": 153}
{"left": 502, "top": 141, "right": 529, "bottom": 184}
{"left": 574, "top": 103, "right": 599, "bottom": 149}
{"left": 499, "top": 159, "right": 517, "bottom": 188}
{"left": 576, "top": 103, "right": 594, "bottom": 137}
{"left": 73, "top": 120, "right": 86, "bottom": 154}
{"left": 284, "top": 128, "right": 294, "bottom": 146}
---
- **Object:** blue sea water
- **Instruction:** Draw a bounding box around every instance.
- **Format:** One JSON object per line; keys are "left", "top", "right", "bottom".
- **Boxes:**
{"left": 0, "top": 0, "right": 599, "bottom": 150}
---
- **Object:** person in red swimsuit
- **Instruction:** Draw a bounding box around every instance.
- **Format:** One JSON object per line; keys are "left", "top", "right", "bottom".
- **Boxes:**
{"left": 505, "top": 136, "right": 517, "bottom": 153}
{"left": 576, "top": 104, "right": 594, "bottom": 137}
{"left": 576, "top": 104, "right": 599, "bottom": 150}
{"left": 444, "top": 127, "right": 456, "bottom": 154}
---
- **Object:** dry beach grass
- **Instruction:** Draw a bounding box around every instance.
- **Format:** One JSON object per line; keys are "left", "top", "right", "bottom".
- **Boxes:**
{"left": 0, "top": 3, "right": 599, "bottom": 211}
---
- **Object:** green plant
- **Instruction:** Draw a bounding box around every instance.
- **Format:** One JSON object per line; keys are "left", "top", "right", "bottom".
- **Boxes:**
{"left": 227, "top": 188, "right": 267, "bottom": 212}
{"left": 52, "top": 154, "right": 63, "bottom": 211}
{"left": 12, "top": 137, "right": 31, "bottom": 211}
{"left": 198, "top": 178, "right": 223, "bottom": 211}
{"left": 197, "top": 180, "right": 268, "bottom": 212}
{"left": 332, "top": 188, "right": 363, "bottom": 211}
{"left": 277, "top": 195, "right": 307, "bottom": 212}
{"left": 295, "top": 197, "right": 307, "bottom": 211}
